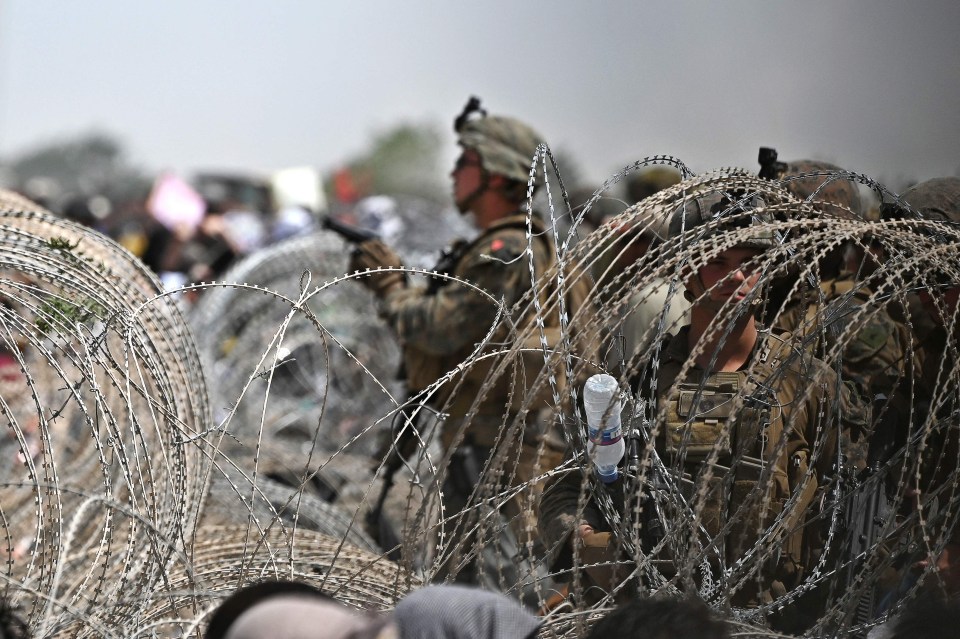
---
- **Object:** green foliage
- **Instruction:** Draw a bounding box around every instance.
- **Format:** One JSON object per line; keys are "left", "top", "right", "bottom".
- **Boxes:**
{"left": 34, "top": 295, "right": 105, "bottom": 335}
{"left": 333, "top": 121, "right": 448, "bottom": 203}
{"left": 33, "top": 236, "right": 108, "bottom": 334}
{"left": 46, "top": 236, "right": 81, "bottom": 251}
{"left": 4, "top": 131, "right": 151, "bottom": 207}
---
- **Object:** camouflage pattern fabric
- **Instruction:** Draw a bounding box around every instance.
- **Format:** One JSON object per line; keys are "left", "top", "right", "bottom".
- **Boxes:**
{"left": 457, "top": 117, "right": 544, "bottom": 184}
{"left": 901, "top": 177, "right": 960, "bottom": 223}
{"left": 539, "top": 326, "right": 868, "bottom": 615}
{"left": 780, "top": 159, "right": 862, "bottom": 218}
{"left": 378, "top": 213, "right": 557, "bottom": 448}
{"left": 775, "top": 275, "right": 915, "bottom": 398}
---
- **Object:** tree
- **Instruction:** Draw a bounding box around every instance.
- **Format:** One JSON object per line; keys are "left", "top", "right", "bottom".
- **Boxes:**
{"left": 331, "top": 122, "right": 447, "bottom": 205}
{"left": 3, "top": 131, "right": 151, "bottom": 211}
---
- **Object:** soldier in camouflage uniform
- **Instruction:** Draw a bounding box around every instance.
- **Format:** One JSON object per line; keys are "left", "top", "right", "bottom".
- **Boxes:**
{"left": 890, "top": 178, "right": 960, "bottom": 595}
{"left": 538, "top": 186, "right": 868, "bottom": 631}
{"left": 350, "top": 98, "right": 587, "bottom": 595}
{"left": 771, "top": 161, "right": 912, "bottom": 402}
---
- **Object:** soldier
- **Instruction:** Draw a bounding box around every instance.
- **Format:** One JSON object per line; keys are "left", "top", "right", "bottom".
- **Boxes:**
{"left": 756, "top": 158, "right": 914, "bottom": 476}
{"left": 891, "top": 178, "right": 960, "bottom": 592}
{"left": 538, "top": 177, "right": 868, "bottom": 631}
{"left": 350, "top": 97, "right": 593, "bottom": 594}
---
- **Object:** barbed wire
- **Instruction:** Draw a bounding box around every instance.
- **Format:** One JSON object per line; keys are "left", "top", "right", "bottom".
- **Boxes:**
{"left": 0, "top": 160, "right": 958, "bottom": 637}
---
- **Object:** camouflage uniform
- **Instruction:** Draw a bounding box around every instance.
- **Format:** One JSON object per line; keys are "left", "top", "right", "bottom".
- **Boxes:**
{"left": 376, "top": 212, "right": 575, "bottom": 598}
{"left": 774, "top": 276, "right": 914, "bottom": 398}
{"left": 539, "top": 184, "right": 870, "bottom": 629}
{"left": 538, "top": 328, "right": 864, "bottom": 607}
{"left": 353, "top": 99, "right": 596, "bottom": 601}
{"left": 378, "top": 213, "right": 558, "bottom": 451}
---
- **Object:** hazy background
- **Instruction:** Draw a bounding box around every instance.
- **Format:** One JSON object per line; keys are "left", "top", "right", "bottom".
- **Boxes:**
{"left": 1, "top": 1, "right": 958, "bottom": 193}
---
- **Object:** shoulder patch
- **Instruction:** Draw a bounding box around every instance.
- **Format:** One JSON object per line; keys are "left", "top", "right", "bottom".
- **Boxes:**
{"left": 846, "top": 314, "right": 895, "bottom": 362}
{"left": 482, "top": 232, "right": 527, "bottom": 262}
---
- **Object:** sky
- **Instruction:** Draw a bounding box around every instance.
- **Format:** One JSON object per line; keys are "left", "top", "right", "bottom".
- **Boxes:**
{"left": 1, "top": 1, "right": 958, "bottom": 191}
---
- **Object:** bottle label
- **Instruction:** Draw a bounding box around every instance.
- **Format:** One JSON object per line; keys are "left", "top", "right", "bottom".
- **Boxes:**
{"left": 588, "top": 428, "right": 622, "bottom": 445}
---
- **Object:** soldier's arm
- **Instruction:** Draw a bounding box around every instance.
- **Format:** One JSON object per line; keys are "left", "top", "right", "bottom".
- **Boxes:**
{"left": 537, "top": 468, "right": 605, "bottom": 576}
{"left": 378, "top": 229, "right": 543, "bottom": 356}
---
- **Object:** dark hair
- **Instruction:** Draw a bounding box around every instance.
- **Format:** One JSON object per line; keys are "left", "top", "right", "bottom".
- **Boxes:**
{"left": 205, "top": 580, "right": 333, "bottom": 639}
{"left": 0, "top": 596, "right": 29, "bottom": 639}
{"left": 891, "top": 593, "right": 960, "bottom": 639}
{"left": 584, "top": 597, "right": 729, "bottom": 639}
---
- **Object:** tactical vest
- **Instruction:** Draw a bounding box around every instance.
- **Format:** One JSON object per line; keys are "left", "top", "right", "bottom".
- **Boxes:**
{"left": 655, "top": 331, "right": 819, "bottom": 596}
{"left": 405, "top": 215, "right": 598, "bottom": 447}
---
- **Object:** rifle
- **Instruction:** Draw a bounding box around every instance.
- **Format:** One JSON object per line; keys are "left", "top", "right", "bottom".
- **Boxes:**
{"left": 366, "top": 399, "right": 422, "bottom": 560}
{"left": 425, "top": 240, "right": 469, "bottom": 295}
{"left": 322, "top": 215, "right": 379, "bottom": 244}
{"left": 840, "top": 464, "right": 892, "bottom": 635}
{"left": 758, "top": 146, "right": 787, "bottom": 180}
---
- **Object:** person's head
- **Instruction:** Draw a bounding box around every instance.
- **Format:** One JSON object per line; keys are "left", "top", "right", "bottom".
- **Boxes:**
{"left": 886, "top": 178, "right": 960, "bottom": 323}
{"left": 899, "top": 177, "right": 960, "bottom": 224}
{"left": 668, "top": 191, "right": 773, "bottom": 315}
{"left": 625, "top": 166, "right": 683, "bottom": 206}
{"left": 890, "top": 593, "right": 960, "bottom": 639}
{"left": 390, "top": 585, "right": 540, "bottom": 639}
{"left": 205, "top": 580, "right": 386, "bottom": 639}
{"left": 776, "top": 159, "right": 862, "bottom": 279}
{"left": 0, "top": 596, "right": 29, "bottom": 639}
{"left": 779, "top": 159, "right": 862, "bottom": 219}
{"left": 451, "top": 97, "right": 543, "bottom": 220}
{"left": 584, "top": 597, "right": 729, "bottom": 639}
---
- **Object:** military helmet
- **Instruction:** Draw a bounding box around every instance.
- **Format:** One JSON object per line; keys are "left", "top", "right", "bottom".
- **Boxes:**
{"left": 454, "top": 97, "right": 543, "bottom": 184}
{"left": 780, "top": 159, "right": 862, "bottom": 218}
{"left": 625, "top": 166, "right": 683, "bottom": 204}
{"left": 668, "top": 189, "right": 777, "bottom": 251}
{"left": 901, "top": 177, "right": 960, "bottom": 223}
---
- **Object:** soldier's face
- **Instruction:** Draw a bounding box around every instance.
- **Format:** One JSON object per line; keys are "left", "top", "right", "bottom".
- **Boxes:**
{"left": 451, "top": 149, "right": 484, "bottom": 212}
{"left": 692, "top": 247, "right": 763, "bottom": 303}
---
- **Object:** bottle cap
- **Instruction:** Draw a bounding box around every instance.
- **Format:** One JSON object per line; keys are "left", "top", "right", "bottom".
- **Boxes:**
{"left": 596, "top": 466, "right": 619, "bottom": 483}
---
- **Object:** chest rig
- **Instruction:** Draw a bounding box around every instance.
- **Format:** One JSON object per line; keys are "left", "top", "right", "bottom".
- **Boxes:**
{"left": 656, "top": 334, "right": 791, "bottom": 567}
{"left": 663, "top": 369, "right": 772, "bottom": 475}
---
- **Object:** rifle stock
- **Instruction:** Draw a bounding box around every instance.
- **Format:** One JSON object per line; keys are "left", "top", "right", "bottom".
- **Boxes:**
{"left": 322, "top": 215, "right": 379, "bottom": 243}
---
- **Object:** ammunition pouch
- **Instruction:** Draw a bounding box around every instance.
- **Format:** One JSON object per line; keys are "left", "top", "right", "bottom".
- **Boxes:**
{"left": 664, "top": 372, "right": 765, "bottom": 464}
{"left": 661, "top": 368, "right": 814, "bottom": 568}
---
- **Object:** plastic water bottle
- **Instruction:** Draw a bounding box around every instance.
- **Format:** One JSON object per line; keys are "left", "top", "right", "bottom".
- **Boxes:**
{"left": 583, "top": 373, "right": 625, "bottom": 483}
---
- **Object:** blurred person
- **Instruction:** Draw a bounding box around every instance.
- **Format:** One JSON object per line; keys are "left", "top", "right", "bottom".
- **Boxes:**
{"left": 762, "top": 157, "right": 912, "bottom": 476}
{"left": 205, "top": 580, "right": 388, "bottom": 639}
{"left": 270, "top": 203, "right": 317, "bottom": 243}
{"left": 0, "top": 596, "right": 29, "bottom": 639}
{"left": 594, "top": 166, "right": 689, "bottom": 371}
{"left": 391, "top": 585, "right": 540, "bottom": 639}
{"left": 624, "top": 166, "right": 682, "bottom": 205}
{"left": 583, "top": 596, "right": 729, "bottom": 639}
{"left": 868, "top": 591, "right": 960, "bottom": 639}
{"left": 207, "top": 581, "right": 542, "bottom": 639}
{"left": 879, "top": 179, "right": 960, "bottom": 617}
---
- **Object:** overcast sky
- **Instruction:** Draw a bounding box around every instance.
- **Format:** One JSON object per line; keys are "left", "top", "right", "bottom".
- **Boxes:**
{"left": 1, "top": 1, "right": 958, "bottom": 190}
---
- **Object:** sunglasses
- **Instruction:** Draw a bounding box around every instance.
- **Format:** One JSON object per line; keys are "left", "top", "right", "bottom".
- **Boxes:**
{"left": 453, "top": 155, "right": 481, "bottom": 172}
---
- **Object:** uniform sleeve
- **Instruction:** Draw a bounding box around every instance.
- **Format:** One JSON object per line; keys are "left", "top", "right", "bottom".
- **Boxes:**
{"left": 537, "top": 469, "right": 606, "bottom": 576}
{"left": 378, "top": 228, "right": 548, "bottom": 356}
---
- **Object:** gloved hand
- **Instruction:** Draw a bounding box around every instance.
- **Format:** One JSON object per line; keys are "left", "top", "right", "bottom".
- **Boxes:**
{"left": 348, "top": 239, "right": 406, "bottom": 297}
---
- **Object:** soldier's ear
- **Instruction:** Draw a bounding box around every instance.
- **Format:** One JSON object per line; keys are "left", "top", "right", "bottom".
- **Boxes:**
{"left": 487, "top": 174, "right": 507, "bottom": 191}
